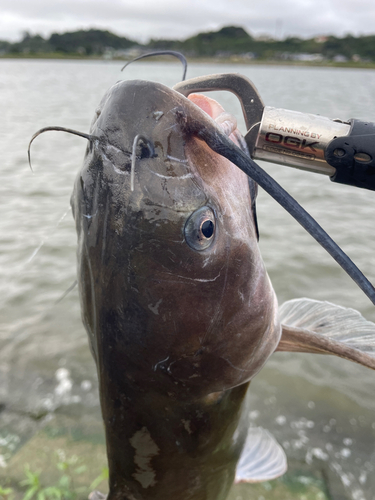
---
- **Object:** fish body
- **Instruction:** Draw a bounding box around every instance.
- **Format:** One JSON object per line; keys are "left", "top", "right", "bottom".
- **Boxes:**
{"left": 72, "top": 80, "right": 282, "bottom": 500}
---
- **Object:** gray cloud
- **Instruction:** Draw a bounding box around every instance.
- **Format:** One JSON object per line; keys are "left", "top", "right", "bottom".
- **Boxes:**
{"left": 1, "top": 0, "right": 375, "bottom": 43}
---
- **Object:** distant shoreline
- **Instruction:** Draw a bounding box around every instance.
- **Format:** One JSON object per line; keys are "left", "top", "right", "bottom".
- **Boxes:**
{"left": 1, "top": 53, "right": 375, "bottom": 70}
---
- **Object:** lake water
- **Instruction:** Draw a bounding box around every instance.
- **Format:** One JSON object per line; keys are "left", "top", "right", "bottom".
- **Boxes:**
{"left": 1, "top": 59, "right": 375, "bottom": 498}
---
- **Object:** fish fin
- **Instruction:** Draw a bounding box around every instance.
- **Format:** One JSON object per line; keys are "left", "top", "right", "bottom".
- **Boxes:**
{"left": 277, "top": 298, "right": 375, "bottom": 370}
{"left": 235, "top": 427, "right": 287, "bottom": 483}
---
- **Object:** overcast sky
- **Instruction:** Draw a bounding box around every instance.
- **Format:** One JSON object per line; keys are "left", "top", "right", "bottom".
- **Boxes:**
{"left": 2, "top": 0, "right": 375, "bottom": 43}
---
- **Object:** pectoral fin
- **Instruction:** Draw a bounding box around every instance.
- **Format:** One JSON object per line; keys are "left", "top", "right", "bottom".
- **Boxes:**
{"left": 235, "top": 427, "right": 287, "bottom": 483}
{"left": 277, "top": 298, "right": 375, "bottom": 370}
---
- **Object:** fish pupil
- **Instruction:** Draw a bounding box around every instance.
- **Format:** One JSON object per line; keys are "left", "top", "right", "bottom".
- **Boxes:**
{"left": 201, "top": 220, "right": 214, "bottom": 239}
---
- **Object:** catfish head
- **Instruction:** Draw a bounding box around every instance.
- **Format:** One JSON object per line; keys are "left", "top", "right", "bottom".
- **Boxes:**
{"left": 72, "top": 79, "right": 281, "bottom": 401}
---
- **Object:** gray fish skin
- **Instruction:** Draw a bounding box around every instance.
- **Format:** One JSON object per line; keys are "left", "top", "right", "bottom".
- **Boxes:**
{"left": 71, "top": 80, "right": 281, "bottom": 500}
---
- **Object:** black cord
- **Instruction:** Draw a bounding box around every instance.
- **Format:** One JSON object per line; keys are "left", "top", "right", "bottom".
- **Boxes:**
{"left": 178, "top": 111, "right": 375, "bottom": 306}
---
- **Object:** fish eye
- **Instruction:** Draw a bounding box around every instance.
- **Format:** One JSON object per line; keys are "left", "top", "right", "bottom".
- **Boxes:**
{"left": 184, "top": 206, "right": 216, "bottom": 251}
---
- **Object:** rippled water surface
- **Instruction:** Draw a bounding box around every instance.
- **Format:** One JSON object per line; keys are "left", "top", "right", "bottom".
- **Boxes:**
{"left": 1, "top": 60, "right": 375, "bottom": 498}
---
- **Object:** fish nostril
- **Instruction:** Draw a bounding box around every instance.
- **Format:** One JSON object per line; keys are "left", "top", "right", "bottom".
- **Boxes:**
{"left": 139, "top": 142, "right": 154, "bottom": 159}
{"left": 130, "top": 135, "right": 156, "bottom": 191}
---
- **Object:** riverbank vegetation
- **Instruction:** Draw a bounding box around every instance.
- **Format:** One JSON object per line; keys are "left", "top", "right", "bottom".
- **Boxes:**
{"left": 1, "top": 26, "right": 375, "bottom": 68}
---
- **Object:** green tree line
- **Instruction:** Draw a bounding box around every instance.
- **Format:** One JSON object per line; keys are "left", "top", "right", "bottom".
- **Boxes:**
{"left": 1, "top": 26, "right": 375, "bottom": 62}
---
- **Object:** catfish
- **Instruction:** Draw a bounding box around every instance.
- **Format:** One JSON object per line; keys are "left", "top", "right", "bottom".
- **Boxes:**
{"left": 58, "top": 79, "right": 374, "bottom": 500}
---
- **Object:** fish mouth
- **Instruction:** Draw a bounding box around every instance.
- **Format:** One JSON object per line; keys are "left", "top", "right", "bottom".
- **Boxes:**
{"left": 188, "top": 93, "right": 238, "bottom": 138}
